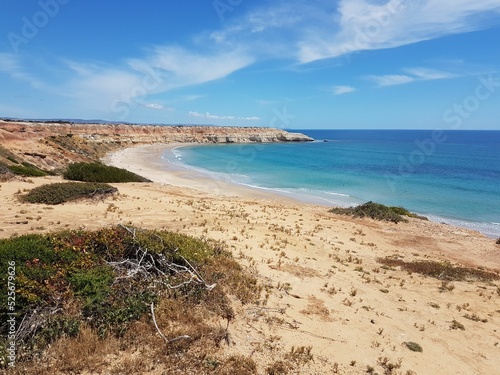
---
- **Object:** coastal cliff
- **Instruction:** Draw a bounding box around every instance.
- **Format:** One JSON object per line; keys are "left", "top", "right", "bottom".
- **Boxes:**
{"left": 0, "top": 120, "right": 312, "bottom": 171}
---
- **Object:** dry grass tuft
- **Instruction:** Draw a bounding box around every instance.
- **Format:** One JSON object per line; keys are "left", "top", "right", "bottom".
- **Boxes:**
{"left": 377, "top": 257, "right": 499, "bottom": 282}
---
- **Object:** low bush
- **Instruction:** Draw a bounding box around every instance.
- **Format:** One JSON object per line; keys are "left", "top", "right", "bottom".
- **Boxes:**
{"left": 330, "top": 201, "right": 421, "bottom": 223}
{"left": 21, "top": 182, "right": 117, "bottom": 205}
{"left": 496, "top": 238, "right": 500, "bottom": 245}
{"left": 404, "top": 341, "right": 423, "bottom": 352}
{"left": 64, "top": 162, "right": 150, "bottom": 183}
{"left": 6, "top": 156, "right": 19, "bottom": 164}
{"left": 8, "top": 163, "right": 48, "bottom": 177}
{"left": 0, "top": 226, "right": 261, "bottom": 370}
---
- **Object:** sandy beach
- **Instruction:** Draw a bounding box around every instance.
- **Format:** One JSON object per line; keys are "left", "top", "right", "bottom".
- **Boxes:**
{"left": 1, "top": 144, "right": 499, "bottom": 374}
{"left": 103, "top": 143, "right": 284, "bottom": 200}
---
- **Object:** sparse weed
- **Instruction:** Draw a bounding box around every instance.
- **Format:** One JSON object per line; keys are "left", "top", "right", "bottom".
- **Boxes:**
{"left": 463, "top": 313, "right": 487, "bottom": 323}
{"left": 450, "top": 319, "right": 465, "bottom": 330}
{"left": 377, "top": 257, "right": 499, "bottom": 282}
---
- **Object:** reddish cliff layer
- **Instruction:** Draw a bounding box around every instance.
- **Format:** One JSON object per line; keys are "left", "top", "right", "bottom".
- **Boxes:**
{"left": 0, "top": 121, "right": 313, "bottom": 171}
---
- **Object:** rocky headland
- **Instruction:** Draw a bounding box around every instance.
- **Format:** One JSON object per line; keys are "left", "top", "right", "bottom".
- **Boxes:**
{"left": 0, "top": 120, "right": 312, "bottom": 172}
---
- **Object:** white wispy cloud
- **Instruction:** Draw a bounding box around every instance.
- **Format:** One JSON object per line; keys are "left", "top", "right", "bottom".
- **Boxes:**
{"left": 0, "top": 45, "right": 254, "bottom": 119}
{"left": 366, "top": 67, "right": 461, "bottom": 87}
{"left": 133, "top": 46, "right": 254, "bottom": 89}
{"left": 207, "top": 0, "right": 500, "bottom": 64}
{"left": 143, "top": 103, "right": 174, "bottom": 111}
{"left": 298, "top": 0, "right": 500, "bottom": 63}
{"left": 366, "top": 74, "right": 416, "bottom": 87}
{"left": 0, "top": 53, "right": 19, "bottom": 72}
{"left": 331, "top": 85, "right": 357, "bottom": 95}
{"left": 58, "top": 47, "right": 254, "bottom": 116}
{"left": 188, "top": 111, "right": 260, "bottom": 121}
{"left": 0, "top": 53, "right": 47, "bottom": 90}
{"left": 404, "top": 68, "right": 458, "bottom": 80}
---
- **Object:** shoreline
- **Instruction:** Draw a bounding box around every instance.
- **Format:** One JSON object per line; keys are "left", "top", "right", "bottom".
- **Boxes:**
{"left": 104, "top": 143, "right": 499, "bottom": 239}
{"left": 103, "top": 143, "right": 292, "bottom": 201}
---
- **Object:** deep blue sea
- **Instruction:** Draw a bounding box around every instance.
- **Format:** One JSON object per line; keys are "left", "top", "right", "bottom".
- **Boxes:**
{"left": 165, "top": 130, "right": 500, "bottom": 238}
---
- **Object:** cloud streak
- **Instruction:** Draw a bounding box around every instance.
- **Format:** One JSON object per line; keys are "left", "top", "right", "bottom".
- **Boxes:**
{"left": 366, "top": 67, "right": 462, "bottom": 87}
{"left": 331, "top": 85, "right": 357, "bottom": 95}
{"left": 59, "top": 47, "right": 255, "bottom": 117}
{"left": 297, "top": 0, "right": 500, "bottom": 62}
{"left": 0, "top": 53, "right": 46, "bottom": 89}
{"left": 188, "top": 111, "right": 260, "bottom": 121}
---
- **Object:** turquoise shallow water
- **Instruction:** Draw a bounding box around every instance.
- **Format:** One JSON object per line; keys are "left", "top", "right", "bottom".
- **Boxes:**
{"left": 164, "top": 130, "right": 500, "bottom": 238}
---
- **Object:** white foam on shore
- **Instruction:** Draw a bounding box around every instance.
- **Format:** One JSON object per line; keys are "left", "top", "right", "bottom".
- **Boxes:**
{"left": 424, "top": 214, "right": 500, "bottom": 239}
{"left": 157, "top": 145, "right": 500, "bottom": 239}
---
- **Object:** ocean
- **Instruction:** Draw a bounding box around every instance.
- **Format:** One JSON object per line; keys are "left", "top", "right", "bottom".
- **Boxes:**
{"left": 164, "top": 130, "right": 500, "bottom": 238}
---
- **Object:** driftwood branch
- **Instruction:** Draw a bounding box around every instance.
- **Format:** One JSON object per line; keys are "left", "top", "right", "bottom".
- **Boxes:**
{"left": 150, "top": 302, "right": 190, "bottom": 345}
{"left": 109, "top": 224, "right": 216, "bottom": 291}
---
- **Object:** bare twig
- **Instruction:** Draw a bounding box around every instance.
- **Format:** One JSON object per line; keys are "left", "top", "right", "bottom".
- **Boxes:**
{"left": 150, "top": 302, "right": 190, "bottom": 345}
{"left": 110, "top": 225, "right": 216, "bottom": 291}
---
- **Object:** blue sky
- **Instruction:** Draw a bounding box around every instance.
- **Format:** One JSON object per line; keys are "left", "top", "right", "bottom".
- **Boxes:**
{"left": 1, "top": 0, "right": 500, "bottom": 129}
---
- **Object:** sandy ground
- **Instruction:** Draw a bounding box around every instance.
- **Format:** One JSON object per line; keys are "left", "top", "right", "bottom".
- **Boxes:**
{"left": 1, "top": 144, "right": 499, "bottom": 374}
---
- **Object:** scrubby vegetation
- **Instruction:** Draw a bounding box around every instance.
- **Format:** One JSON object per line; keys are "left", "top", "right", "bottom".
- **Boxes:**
{"left": 64, "top": 162, "right": 150, "bottom": 183}
{"left": 329, "top": 201, "right": 426, "bottom": 223}
{"left": 21, "top": 182, "right": 117, "bottom": 205}
{"left": 496, "top": 238, "right": 500, "bottom": 245}
{"left": 0, "top": 226, "right": 261, "bottom": 373}
{"left": 377, "top": 257, "right": 499, "bottom": 282}
{"left": 8, "top": 162, "right": 50, "bottom": 177}
{"left": 404, "top": 341, "right": 423, "bottom": 352}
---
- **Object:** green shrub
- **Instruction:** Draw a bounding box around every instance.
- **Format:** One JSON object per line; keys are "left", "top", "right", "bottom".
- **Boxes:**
{"left": 8, "top": 164, "right": 47, "bottom": 177}
{"left": 388, "top": 206, "right": 428, "bottom": 220}
{"left": 68, "top": 265, "right": 114, "bottom": 310}
{"left": 330, "top": 201, "right": 411, "bottom": 223}
{"left": 64, "top": 162, "right": 150, "bottom": 183}
{"left": 404, "top": 341, "right": 423, "bottom": 352}
{"left": 0, "top": 234, "right": 60, "bottom": 313}
{"left": 21, "top": 182, "right": 117, "bottom": 205}
{"left": 6, "top": 156, "right": 19, "bottom": 164}
{"left": 0, "top": 226, "right": 260, "bottom": 363}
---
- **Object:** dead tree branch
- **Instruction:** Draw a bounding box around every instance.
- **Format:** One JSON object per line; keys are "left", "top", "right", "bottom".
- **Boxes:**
{"left": 110, "top": 224, "right": 216, "bottom": 291}
{"left": 150, "top": 302, "right": 190, "bottom": 345}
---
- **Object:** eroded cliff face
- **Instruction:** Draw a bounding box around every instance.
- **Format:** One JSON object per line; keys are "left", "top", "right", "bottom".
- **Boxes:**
{"left": 0, "top": 121, "right": 313, "bottom": 171}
